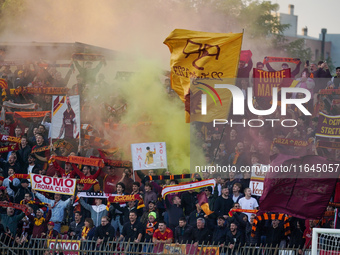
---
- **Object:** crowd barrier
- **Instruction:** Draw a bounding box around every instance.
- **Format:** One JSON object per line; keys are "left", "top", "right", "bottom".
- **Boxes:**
{"left": 0, "top": 234, "right": 311, "bottom": 255}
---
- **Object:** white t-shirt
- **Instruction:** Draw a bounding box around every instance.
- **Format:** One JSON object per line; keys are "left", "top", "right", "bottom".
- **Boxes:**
{"left": 238, "top": 196, "right": 259, "bottom": 221}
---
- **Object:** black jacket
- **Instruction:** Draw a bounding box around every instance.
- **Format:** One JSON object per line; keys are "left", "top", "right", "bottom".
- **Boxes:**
{"left": 193, "top": 227, "right": 211, "bottom": 244}
{"left": 174, "top": 224, "right": 193, "bottom": 243}
{"left": 94, "top": 223, "right": 115, "bottom": 242}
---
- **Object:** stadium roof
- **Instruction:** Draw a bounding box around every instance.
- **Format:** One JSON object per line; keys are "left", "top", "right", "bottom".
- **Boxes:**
{"left": 0, "top": 41, "right": 119, "bottom": 61}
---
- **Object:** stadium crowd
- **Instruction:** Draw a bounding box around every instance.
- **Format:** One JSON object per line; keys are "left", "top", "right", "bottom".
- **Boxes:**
{"left": 0, "top": 55, "right": 339, "bottom": 254}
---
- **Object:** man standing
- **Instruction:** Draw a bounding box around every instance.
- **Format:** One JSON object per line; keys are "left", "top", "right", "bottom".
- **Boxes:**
{"left": 33, "top": 189, "right": 73, "bottom": 233}
{"left": 214, "top": 186, "right": 234, "bottom": 219}
{"left": 225, "top": 223, "right": 245, "bottom": 250}
{"left": 29, "top": 207, "right": 52, "bottom": 238}
{"left": 79, "top": 197, "right": 107, "bottom": 227}
{"left": 212, "top": 216, "right": 228, "bottom": 246}
{"left": 193, "top": 218, "right": 211, "bottom": 245}
{"left": 165, "top": 195, "right": 184, "bottom": 233}
{"left": 94, "top": 216, "right": 115, "bottom": 248}
{"left": 68, "top": 211, "right": 84, "bottom": 239}
{"left": 238, "top": 188, "right": 259, "bottom": 221}
{"left": 101, "top": 165, "right": 119, "bottom": 193}
{"left": 1, "top": 207, "right": 25, "bottom": 237}
{"left": 119, "top": 211, "right": 144, "bottom": 242}
{"left": 57, "top": 96, "right": 77, "bottom": 140}
{"left": 174, "top": 217, "right": 193, "bottom": 244}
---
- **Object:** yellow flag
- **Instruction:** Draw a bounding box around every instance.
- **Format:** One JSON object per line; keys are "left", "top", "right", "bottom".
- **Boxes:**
{"left": 163, "top": 29, "right": 243, "bottom": 122}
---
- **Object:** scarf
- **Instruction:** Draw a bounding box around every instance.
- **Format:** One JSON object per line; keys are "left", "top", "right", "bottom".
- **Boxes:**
{"left": 232, "top": 149, "right": 241, "bottom": 165}
{"left": 34, "top": 217, "right": 45, "bottom": 226}
{"left": 81, "top": 226, "right": 91, "bottom": 238}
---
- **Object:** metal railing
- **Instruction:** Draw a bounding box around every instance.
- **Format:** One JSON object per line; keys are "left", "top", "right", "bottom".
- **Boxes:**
{"left": 0, "top": 234, "right": 310, "bottom": 255}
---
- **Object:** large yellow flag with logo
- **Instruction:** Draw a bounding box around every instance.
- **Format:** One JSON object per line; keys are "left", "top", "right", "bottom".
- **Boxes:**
{"left": 163, "top": 29, "right": 243, "bottom": 122}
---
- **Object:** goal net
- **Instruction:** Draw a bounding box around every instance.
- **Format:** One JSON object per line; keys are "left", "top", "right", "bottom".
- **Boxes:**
{"left": 311, "top": 228, "right": 340, "bottom": 255}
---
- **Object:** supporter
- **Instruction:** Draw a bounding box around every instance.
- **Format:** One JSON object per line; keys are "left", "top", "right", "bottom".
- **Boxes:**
{"left": 225, "top": 222, "right": 245, "bottom": 249}
{"left": 152, "top": 220, "right": 173, "bottom": 244}
{"left": 140, "top": 200, "right": 159, "bottom": 225}
{"left": 313, "top": 61, "right": 332, "bottom": 92}
{"left": 118, "top": 168, "right": 134, "bottom": 194}
{"left": 31, "top": 133, "right": 49, "bottom": 167}
{"left": 231, "top": 183, "right": 244, "bottom": 203}
{"left": 110, "top": 182, "right": 125, "bottom": 234}
{"left": 245, "top": 214, "right": 257, "bottom": 245}
{"left": 44, "top": 221, "right": 60, "bottom": 239}
{"left": 188, "top": 201, "right": 205, "bottom": 227}
{"left": 331, "top": 66, "right": 340, "bottom": 88}
{"left": 101, "top": 165, "right": 119, "bottom": 193}
{"left": 29, "top": 207, "right": 52, "bottom": 238}
{"left": 32, "top": 189, "right": 73, "bottom": 233}
{"left": 193, "top": 218, "right": 211, "bottom": 245}
{"left": 11, "top": 179, "right": 32, "bottom": 204}
{"left": 52, "top": 70, "right": 72, "bottom": 88}
{"left": 94, "top": 216, "right": 115, "bottom": 248}
{"left": 72, "top": 164, "right": 101, "bottom": 191}
{"left": 130, "top": 181, "right": 141, "bottom": 195}
{"left": 164, "top": 195, "right": 184, "bottom": 233}
{"left": 79, "top": 197, "right": 107, "bottom": 227}
{"left": 212, "top": 216, "right": 228, "bottom": 246}
{"left": 0, "top": 152, "right": 21, "bottom": 178}
{"left": 265, "top": 219, "right": 285, "bottom": 247}
{"left": 53, "top": 160, "right": 76, "bottom": 178}
{"left": 181, "top": 189, "right": 197, "bottom": 217}
{"left": 174, "top": 217, "right": 193, "bottom": 244}
{"left": 68, "top": 211, "right": 84, "bottom": 239}
{"left": 238, "top": 188, "right": 259, "bottom": 222}
{"left": 81, "top": 218, "right": 96, "bottom": 240}
{"left": 16, "top": 137, "right": 32, "bottom": 169}
{"left": 78, "top": 138, "right": 98, "bottom": 158}
{"left": 145, "top": 212, "right": 158, "bottom": 242}
{"left": 237, "top": 58, "right": 253, "bottom": 79}
{"left": 2, "top": 167, "right": 20, "bottom": 198}
{"left": 228, "top": 142, "right": 247, "bottom": 179}
{"left": 73, "top": 59, "right": 104, "bottom": 85}
{"left": 143, "top": 182, "right": 157, "bottom": 212}
{"left": 214, "top": 186, "right": 233, "bottom": 219}
{"left": 112, "top": 199, "right": 143, "bottom": 223}
{"left": 118, "top": 211, "right": 143, "bottom": 242}
{"left": 1, "top": 207, "right": 25, "bottom": 237}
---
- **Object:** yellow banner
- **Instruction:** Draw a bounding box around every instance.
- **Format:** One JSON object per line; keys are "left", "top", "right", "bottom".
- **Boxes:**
{"left": 164, "top": 29, "right": 242, "bottom": 122}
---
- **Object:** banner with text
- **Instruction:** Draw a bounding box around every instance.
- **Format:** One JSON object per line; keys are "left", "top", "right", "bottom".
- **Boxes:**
{"left": 47, "top": 239, "right": 80, "bottom": 255}
{"left": 253, "top": 68, "right": 291, "bottom": 97}
{"left": 30, "top": 174, "right": 76, "bottom": 195}
{"left": 316, "top": 112, "right": 340, "bottom": 138}
{"left": 131, "top": 142, "right": 167, "bottom": 170}
{"left": 249, "top": 164, "right": 269, "bottom": 197}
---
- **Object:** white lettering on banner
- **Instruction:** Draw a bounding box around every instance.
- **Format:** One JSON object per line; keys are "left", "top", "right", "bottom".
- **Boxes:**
{"left": 48, "top": 240, "right": 80, "bottom": 255}
{"left": 202, "top": 85, "right": 312, "bottom": 116}
{"left": 30, "top": 174, "right": 76, "bottom": 196}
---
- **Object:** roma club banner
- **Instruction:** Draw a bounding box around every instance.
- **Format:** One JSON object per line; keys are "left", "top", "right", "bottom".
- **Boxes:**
{"left": 131, "top": 142, "right": 167, "bottom": 170}
{"left": 249, "top": 164, "right": 269, "bottom": 197}
{"left": 163, "top": 29, "right": 242, "bottom": 122}
{"left": 51, "top": 95, "right": 81, "bottom": 140}
{"left": 47, "top": 239, "right": 80, "bottom": 255}
{"left": 315, "top": 112, "right": 340, "bottom": 138}
{"left": 30, "top": 174, "right": 77, "bottom": 196}
{"left": 253, "top": 68, "right": 291, "bottom": 97}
